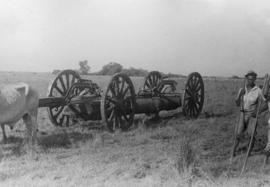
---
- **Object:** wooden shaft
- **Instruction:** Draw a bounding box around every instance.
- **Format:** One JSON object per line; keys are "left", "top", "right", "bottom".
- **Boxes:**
{"left": 240, "top": 104, "right": 260, "bottom": 175}
{"left": 38, "top": 95, "right": 100, "bottom": 108}
{"left": 230, "top": 79, "right": 246, "bottom": 166}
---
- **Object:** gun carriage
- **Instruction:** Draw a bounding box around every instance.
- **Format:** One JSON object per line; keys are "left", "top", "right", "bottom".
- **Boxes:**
{"left": 39, "top": 69, "right": 204, "bottom": 131}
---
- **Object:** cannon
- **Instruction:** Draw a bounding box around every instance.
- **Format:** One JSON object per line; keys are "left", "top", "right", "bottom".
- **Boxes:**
{"left": 39, "top": 69, "right": 204, "bottom": 131}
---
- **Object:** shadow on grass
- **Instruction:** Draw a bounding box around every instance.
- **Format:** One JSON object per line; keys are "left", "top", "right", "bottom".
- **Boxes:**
{"left": 145, "top": 116, "right": 186, "bottom": 128}
{"left": 0, "top": 136, "right": 25, "bottom": 157}
{"left": 0, "top": 131, "right": 94, "bottom": 157}
{"left": 38, "top": 131, "right": 94, "bottom": 150}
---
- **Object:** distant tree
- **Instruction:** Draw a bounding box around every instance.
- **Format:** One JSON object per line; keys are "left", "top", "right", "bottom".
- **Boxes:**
{"left": 121, "top": 67, "right": 148, "bottom": 77}
{"left": 99, "top": 62, "right": 123, "bottom": 75}
{"left": 52, "top": 69, "right": 61, "bottom": 74}
{"left": 230, "top": 75, "right": 240, "bottom": 79}
{"left": 166, "top": 72, "right": 185, "bottom": 78}
{"left": 79, "top": 60, "right": 90, "bottom": 75}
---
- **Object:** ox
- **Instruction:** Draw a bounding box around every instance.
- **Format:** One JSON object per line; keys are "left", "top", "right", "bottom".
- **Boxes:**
{"left": 0, "top": 83, "right": 39, "bottom": 146}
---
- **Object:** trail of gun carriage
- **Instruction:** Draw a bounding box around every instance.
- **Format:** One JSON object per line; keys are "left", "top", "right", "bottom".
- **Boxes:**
{"left": 0, "top": 69, "right": 270, "bottom": 186}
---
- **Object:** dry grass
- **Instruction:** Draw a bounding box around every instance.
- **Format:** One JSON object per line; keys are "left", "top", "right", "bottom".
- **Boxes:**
{"left": 0, "top": 72, "right": 269, "bottom": 186}
{"left": 176, "top": 136, "right": 196, "bottom": 174}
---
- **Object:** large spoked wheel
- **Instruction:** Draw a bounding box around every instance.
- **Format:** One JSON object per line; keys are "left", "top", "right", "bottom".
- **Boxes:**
{"left": 183, "top": 72, "right": 204, "bottom": 118}
{"left": 143, "top": 71, "right": 162, "bottom": 93}
{"left": 101, "top": 73, "right": 136, "bottom": 132}
{"left": 47, "top": 69, "right": 81, "bottom": 127}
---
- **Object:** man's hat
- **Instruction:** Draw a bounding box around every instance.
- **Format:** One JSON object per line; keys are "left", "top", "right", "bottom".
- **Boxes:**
{"left": 245, "top": 70, "right": 257, "bottom": 78}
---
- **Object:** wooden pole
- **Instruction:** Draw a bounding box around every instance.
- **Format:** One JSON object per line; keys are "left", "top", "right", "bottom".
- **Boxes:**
{"left": 229, "top": 79, "right": 246, "bottom": 166}
{"left": 240, "top": 98, "right": 261, "bottom": 175}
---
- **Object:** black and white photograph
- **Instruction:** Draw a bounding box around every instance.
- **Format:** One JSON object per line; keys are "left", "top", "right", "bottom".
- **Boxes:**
{"left": 0, "top": 0, "right": 270, "bottom": 186}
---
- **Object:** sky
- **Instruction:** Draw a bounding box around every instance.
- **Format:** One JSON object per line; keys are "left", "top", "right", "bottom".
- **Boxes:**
{"left": 0, "top": 0, "right": 270, "bottom": 76}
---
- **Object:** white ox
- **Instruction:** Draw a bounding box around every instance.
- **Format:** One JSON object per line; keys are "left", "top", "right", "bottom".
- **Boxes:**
{"left": 0, "top": 83, "right": 39, "bottom": 146}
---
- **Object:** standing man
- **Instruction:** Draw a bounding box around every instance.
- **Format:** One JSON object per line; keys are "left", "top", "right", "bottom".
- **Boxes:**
{"left": 265, "top": 111, "right": 270, "bottom": 153}
{"left": 264, "top": 83, "right": 270, "bottom": 153}
{"left": 235, "top": 70, "right": 268, "bottom": 151}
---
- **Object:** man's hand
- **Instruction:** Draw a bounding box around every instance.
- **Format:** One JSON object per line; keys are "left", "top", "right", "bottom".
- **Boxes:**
{"left": 235, "top": 88, "right": 245, "bottom": 107}
{"left": 238, "top": 88, "right": 245, "bottom": 97}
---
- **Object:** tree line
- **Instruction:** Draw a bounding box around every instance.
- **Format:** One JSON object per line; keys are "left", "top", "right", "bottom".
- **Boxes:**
{"left": 53, "top": 60, "right": 184, "bottom": 77}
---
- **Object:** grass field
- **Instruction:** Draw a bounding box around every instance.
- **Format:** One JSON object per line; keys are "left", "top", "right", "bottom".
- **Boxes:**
{"left": 0, "top": 71, "right": 270, "bottom": 186}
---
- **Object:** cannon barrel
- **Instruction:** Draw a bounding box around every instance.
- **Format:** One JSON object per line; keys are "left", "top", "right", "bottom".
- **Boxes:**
{"left": 135, "top": 94, "right": 181, "bottom": 114}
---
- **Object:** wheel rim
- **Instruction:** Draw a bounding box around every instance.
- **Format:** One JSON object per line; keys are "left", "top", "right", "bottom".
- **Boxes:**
{"left": 47, "top": 69, "right": 81, "bottom": 127}
{"left": 143, "top": 71, "right": 162, "bottom": 93}
{"left": 183, "top": 72, "right": 204, "bottom": 118}
{"left": 101, "top": 73, "right": 136, "bottom": 132}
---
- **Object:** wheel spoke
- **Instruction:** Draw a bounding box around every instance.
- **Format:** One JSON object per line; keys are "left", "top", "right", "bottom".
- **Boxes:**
{"left": 119, "top": 80, "right": 125, "bottom": 95}
{"left": 184, "top": 95, "right": 191, "bottom": 100}
{"left": 157, "top": 79, "right": 161, "bottom": 88}
{"left": 195, "top": 85, "right": 202, "bottom": 92}
{"left": 122, "top": 85, "right": 130, "bottom": 97}
{"left": 193, "top": 77, "right": 197, "bottom": 87}
{"left": 190, "top": 104, "right": 195, "bottom": 116}
{"left": 106, "top": 96, "right": 117, "bottom": 105}
{"left": 154, "top": 75, "right": 159, "bottom": 87}
{"left": 153, "top": 75, "right": 157, "bottom": 86}
{"left": 118, "top": 114, "right": 123, "bottom": 125}
{"left": 195, "top": 94, "right": 202, "bottom": 103}
{"left": 185, "top": 88, "right": 193, "bottom": 97}
{"left": 193, "top": 79, "right": 200, "bottom": 90}
{"left": 66, "top": 116, "right": 70, "bottom": 126}
{"left": 66, "top": 74, "right": 70, "bottom": 90}
{"left": 59, "top": 76, "right": 67, "bottom": 92}
{"left": 145, "top": 80, "right": 151, "bottom": 89}
{"left": 109, "top": 84, "right": 117, "bottom": 97}
{"left": 150, "top": 79, "right": 155, "bottom": 89}
{"left": 187, "top": 105, "right": 191, "bottom": 116}
{"left": 58, "top": 115, "right": 65, "bottom": 125}
{"left": 115, "top": 78, "right": 120, "bottom": 95}
{"left": 119, "top": 107, "right": 129, "bottom": 122}
{"left": 114, "top": 114, "right": 119, "bottom": 129}
{"left": 189, "top": 106, "right": 193, "bottom": 117}
{"left": 54, "top": 85, "right": 64, "bottom": 96}
{"left": 188, "top": 77, "right": 192, "bottom": 87}
{"left": 108, "top": 110, "right": 115, "bottom": 122}
{"left": 193, "top": 103, "right": 199, "bottom": 113}
{"left": 71, "top": 75, "right": 75, "bottom": 85}
{"left": 105, "top": 105, "right": 114, "bottom": 112}
{"left": 192, "top": 107, "right": 196, "bottom": 116}
{"left": 191, "top": 77, "right": 196, "bottom": 88}
{"left": 149, "top": 76, "right": 154, "bottom": 88}
{"left": 122, "top": 113, "right": 129, "bottom": 122}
